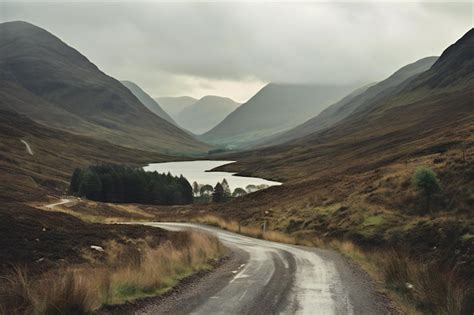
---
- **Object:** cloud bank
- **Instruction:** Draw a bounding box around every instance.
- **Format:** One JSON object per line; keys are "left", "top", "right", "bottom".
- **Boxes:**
{"left": 1, "top": 1, "right": 472, "bottom": 101}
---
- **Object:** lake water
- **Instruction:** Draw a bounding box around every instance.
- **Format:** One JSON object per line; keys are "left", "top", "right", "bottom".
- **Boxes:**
{"left": 143, "top": 160, "right": 281, "bottom": 191}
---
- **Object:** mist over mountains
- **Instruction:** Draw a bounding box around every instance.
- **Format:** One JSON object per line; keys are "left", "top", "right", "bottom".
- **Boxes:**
{"left": 157, "top": 96, "right": 198, "bottom": 117}
{"left": 253, "top": 56, "right": 439, "bottom": 148}
{"left": 174, "top": 96, "right": 240, "bottom": 134}
{"left": 121, "top": 80, "right": 176, "bottom": 125}
{"left": 224, "top": 28, "right": 473, "bottom": 181}
{"left": 201, "top": 83, "right": 356, "bottom": 147}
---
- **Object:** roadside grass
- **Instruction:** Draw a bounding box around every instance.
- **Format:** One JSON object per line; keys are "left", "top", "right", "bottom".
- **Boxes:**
{"left": 193, "top": 214, "right": 298, "bottom": 244}
{"left": 0, "top": 231, "right": 226, "bottom": 314}
{"left": 376, "top": 251, "right": 468, "bottom": 315}
{"left": 193, "top": 213, "right": 471, "bottom": 315}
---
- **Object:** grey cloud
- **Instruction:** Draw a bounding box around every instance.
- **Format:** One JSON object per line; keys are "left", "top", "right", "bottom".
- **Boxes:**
{"left": 0, "top": 1, "right": 472, "bottom": 100}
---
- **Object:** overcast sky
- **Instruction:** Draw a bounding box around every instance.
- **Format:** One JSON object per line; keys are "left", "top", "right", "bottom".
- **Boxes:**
{"left": 1, "top": 1, "right": 472, "bottom": 102}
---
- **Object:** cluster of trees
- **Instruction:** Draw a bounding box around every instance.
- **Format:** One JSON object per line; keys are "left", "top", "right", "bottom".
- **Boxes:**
{"left": 192, "top": 180, "right": 270, "bottom": 203}
{"left": 244, "top": 184, "right": 270, "bottom": 193}
{"left": 69, "top": 164, "right": 193, "bottom": 205}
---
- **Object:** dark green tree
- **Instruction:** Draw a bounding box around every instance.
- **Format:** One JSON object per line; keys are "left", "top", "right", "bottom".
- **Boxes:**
{"left": 192, "top": 181, "right": 200, "bottom": 197}
{"left": 69, "top": 168, "right": 83, "bottom": 194}
{"left": 412, "top": 167, "right": 441, "bottom": 214}
{"left": 200, "top": 184, "right": 214, "bottom": 196}
{"left": 221, "top": 178, "right": 231, "bottom": 200}
{"left": 212, "top": 182, "right": 225, "bottom": 203}
{"left": 78, "top": 170, "right": 102, "bottom": 200}
{"left": 179, "top": 175, "right": 194, "bottom": 204}
{"left": 232, "top": 187, "right": 247, "bottom": 197}
{"left": 246, "top": 184, "right": 258, "bottom": 193}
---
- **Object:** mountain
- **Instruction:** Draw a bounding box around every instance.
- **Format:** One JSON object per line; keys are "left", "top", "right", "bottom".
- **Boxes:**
{"left": 121, "top": 80, "right": 176, "bottom": 125}
{"left": 156, "top": 96, "right": 198, "bottom": 118}
{"left": 220, "top": 29, "right": 473, "bottom": 182}
{"left": 174, "top": 96, "right": 240, "bottom": 134}
{"left": 256, "top": 56, "right": 438, "bottom": 147}
{"left": 0, "top": 108, "right": 169, "bottom": 202}
{"left": 201, "top": 83, "right": 356, "bottom": 147}
{"left": 0, "top": 21, "right": 209, "bottom": 154}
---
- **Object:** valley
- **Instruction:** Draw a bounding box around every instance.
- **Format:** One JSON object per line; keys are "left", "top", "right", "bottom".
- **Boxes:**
{"left": 0, "top": 5, "right": 473, "bottom": 315}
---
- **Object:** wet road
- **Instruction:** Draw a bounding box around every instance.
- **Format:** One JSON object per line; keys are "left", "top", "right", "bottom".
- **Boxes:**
{"left": 132, "top": 222, "right": 390, "bottom": 315}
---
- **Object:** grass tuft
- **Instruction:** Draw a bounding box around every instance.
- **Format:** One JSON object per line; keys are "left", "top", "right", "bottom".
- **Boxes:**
{"left": 0, "top": 230, "right": 225, "bottom": 314}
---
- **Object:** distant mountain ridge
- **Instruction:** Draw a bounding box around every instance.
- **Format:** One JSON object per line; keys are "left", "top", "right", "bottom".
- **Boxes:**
{"left": 0, "top": 21, "right": 209, "bottom": 154}
{"left": 156, "top": 96, "right": 198, "bottom": 117}
{"left": 175, "top": 95, "right": 240, "bottom": 134}
{"left": 121, "top": 81, "right": 176, "bottom": 125}
{"left": 201, "top": 83, "right": 356, "bottom": 147}
{"left": 222, "top": 29, "right": 473, "bottom": 183}
{"left": 255, "top": 56, "right": 438, "bottom": 147}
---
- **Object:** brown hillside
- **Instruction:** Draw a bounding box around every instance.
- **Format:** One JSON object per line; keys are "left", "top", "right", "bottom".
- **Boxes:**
{"left": 0, "top": 109, "right": 171, "bottom": 202}
{"left": 0, "top": 21, "right": 209, "bottom": 154}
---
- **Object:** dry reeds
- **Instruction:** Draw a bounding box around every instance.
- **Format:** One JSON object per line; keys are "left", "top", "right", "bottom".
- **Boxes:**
{"left": 376, "top": 250, "right": 470, "bottom": 314}
{"left": 0, "top": 231, "right": 225, "bottom": 314}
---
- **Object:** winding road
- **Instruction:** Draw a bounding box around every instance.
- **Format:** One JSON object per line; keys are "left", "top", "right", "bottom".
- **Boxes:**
{"left": 128, "top": 222, "right": 391, "bottom": 315}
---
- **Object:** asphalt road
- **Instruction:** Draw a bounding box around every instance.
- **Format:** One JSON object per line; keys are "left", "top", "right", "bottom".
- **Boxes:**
{"left": 128, "top": 222, "right": 392, "bottom": 315}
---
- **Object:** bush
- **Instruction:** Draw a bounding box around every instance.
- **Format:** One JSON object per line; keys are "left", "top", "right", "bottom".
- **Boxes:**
{"left": 412, "top": 167, "right": 441, "bottom": 214}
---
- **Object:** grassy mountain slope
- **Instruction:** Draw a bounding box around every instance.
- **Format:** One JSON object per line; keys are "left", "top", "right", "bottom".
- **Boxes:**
{"left": 0, "top": 108, "right": 170, "bottom": 202}
{"left": 201, "top": 83, "right": 356, "bottom": 147}
{"left": 175, "top": 95, "right": 240, "bottom": 134}
{"left": 221, "top": 30, "right": 472, "bottom": 182}
{"left": 0, "top": 21, "right": 209, "bottom": 154}
{"left": 256, "top": 56, "right": 438, "bottom": 147}
{"left": 156, "top": 96, "right": 198, "bottom": 118}
{"left": 121, "top": 80, "right": 176, "bottom": 125}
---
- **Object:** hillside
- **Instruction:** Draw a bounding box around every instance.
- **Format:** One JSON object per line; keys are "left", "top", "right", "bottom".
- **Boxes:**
{"left": 175, "top": 95, "right": 240, "bottom": 134}
{"left": 121, "top": 80, "right": 176, "bottom": 125}
{"left": 156, "top": 96, "right": 198, "bottom": 117}
{"left": 256, "top": 56, "right": 438, "bottom": 147}
{"left": 0, "top": 109, "right": 170, "bottom": 202}
{"left": 206, "top": 29, "right": 474, "bottom": 313}
{"left": 201, "top": 83, "right": 356, "bottom": 147}
{"left": 0, "top": 21, "right": 209, "bottom": 154}
{"left": 221, "top": 30, "right": 472, "bottom": 182}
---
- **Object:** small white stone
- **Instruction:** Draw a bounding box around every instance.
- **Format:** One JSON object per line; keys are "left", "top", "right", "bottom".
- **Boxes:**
{"left": 90, "top": 245, "right": 104, "bottom": 252}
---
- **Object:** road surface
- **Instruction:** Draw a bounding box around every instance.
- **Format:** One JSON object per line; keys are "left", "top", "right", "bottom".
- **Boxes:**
{"left": 44, "top": 198, "right": 74, "bottom": 209}
{"left": 126, "top": 222, "right": 391, "bottom": 315}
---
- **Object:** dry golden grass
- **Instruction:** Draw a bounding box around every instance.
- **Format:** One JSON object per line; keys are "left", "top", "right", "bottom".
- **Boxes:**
{"left": 375, "top": 250, "right": 469, "bottom": 315}
{"left": 331, "top": 242, "right": 470, "bottom": 315}
{"left": 0, "top": 231, "right": 225, "bottom": 314}
{"left": 0, "top": 267, "right": 104, "bottom": 315}
{"left": 193, "top": 214, "right": 300, "bottom": 245}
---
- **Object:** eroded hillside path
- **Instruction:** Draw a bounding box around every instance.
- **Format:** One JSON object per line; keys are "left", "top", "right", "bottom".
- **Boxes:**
{"left": 126, "top": 222, "right": 393, "bottom": 315}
